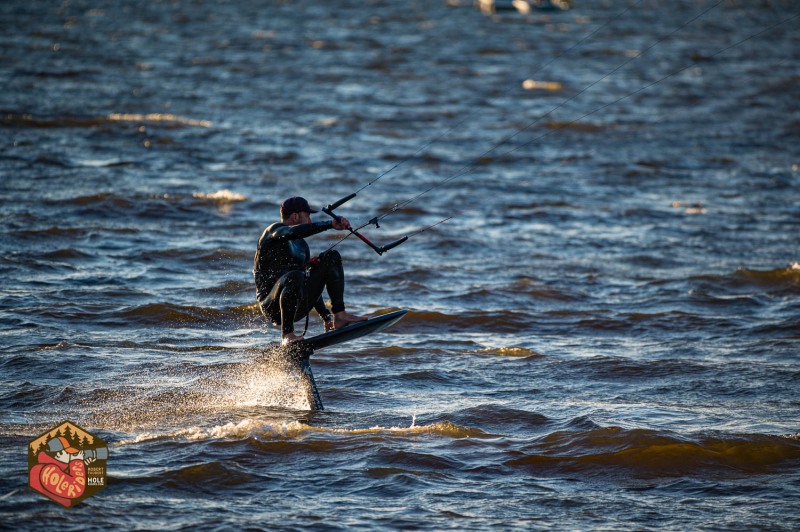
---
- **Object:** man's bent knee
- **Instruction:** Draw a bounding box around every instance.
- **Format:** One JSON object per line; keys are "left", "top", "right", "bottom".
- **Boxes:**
{"left": 319, "top": 249, "right": 342, "bottom": 267}
{"left": 282, "top": 270, "right": 305, "bottom": 289}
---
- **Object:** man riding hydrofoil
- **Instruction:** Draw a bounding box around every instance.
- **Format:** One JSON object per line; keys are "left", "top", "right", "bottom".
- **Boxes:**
{"left": 253, "top": 196, "right": 366, "bottom": 345}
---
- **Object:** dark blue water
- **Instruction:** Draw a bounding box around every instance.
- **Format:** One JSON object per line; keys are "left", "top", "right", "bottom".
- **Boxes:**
{"left": 2, "top": 0, "right": 799, "bottom": 529}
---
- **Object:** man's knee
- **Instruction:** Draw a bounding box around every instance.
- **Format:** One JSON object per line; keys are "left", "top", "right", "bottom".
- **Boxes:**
{"left": 284, "top": 270, "right": 305, "bottom": 285}
{"left": 319, "top": 249, "right": 342, "bottom": 267}
{"left": 279, "top": 270, "right": 304, "bottom": 298}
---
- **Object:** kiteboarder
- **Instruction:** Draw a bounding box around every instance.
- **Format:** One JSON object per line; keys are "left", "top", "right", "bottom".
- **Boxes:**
{"left": 254, "top": 196, "right": 366, "bottom": 345}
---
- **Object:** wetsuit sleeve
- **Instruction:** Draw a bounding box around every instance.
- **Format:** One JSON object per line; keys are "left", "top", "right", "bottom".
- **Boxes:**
{"left": 268, "top": 221, "right": 333, "bottom": 240}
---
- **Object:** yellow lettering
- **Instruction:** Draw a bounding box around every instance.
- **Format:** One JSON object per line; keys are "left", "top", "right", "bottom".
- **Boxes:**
{"left": 40, "top": 465, "right": 55, "bottom": 487}
{"left": 48, "top": 470, "right": 63, "bottom": 489}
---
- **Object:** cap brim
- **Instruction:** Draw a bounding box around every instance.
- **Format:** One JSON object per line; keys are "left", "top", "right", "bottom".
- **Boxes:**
{"left": 281, "top": 208, "right": 319, "bottom": 216}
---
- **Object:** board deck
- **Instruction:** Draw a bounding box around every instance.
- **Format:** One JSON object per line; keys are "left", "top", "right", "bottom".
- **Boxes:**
{"left": 297, "top": 309, "right": 408, "bottom": 351}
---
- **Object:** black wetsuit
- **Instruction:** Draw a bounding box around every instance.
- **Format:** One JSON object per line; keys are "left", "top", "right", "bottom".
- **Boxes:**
{"left": 253, "top": 220, "right": 347, "bottom": 336}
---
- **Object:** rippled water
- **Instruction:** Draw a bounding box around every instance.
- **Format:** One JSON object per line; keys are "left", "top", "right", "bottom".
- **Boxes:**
{"left": 2, "top": 0, "right": 799, "bottom": 529}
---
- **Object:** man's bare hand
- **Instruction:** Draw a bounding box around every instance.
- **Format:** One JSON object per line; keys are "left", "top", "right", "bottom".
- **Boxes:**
{"left": 332, "top": 216, "right": 351, "bottom": 231}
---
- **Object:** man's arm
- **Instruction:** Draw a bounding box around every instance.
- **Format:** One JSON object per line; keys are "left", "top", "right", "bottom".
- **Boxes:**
{"left": 268, "top": 221, "right": 333, "bottom": 240}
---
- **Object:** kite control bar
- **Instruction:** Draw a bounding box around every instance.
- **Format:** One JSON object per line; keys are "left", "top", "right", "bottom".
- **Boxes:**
{"left": 322, "top": 193, "right": 408, "bottom": 256}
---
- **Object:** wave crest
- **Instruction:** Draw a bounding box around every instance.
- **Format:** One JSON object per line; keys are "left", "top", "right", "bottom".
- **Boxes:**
{"left": 507, "top": 427, "right": 800, "bottom": 477}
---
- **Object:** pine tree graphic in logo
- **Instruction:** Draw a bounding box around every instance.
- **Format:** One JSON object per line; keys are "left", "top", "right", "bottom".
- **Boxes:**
{"left": 28, "top": 421, "right": 109, "bottom": 508}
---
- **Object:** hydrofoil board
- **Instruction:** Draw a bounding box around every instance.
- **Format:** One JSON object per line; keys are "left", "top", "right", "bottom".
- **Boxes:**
{"left": 298, "top": 309, "right": 408, "bottom": 351}
{"left": 270, "top": 309, "right": 408, "bottom": 411}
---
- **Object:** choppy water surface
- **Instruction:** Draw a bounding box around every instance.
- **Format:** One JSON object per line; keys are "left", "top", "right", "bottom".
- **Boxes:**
{"left": 2, "top": 0, "right": 799, "bottom": 529}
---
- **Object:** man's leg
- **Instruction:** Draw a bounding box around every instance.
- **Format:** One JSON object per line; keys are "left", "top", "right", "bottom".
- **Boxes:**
{"left": 312, "top": 250, "right": 345, "bottom": 313}
{"left": 307, "top": 250, "right": 365, "bottom": 329}
{"left": 261, "top": 270, "right": 306, "bottom": 343}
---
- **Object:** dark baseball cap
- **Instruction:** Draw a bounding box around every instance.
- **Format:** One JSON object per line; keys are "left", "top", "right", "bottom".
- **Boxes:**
{"left": 280, "top": 197, "right": 318, "bottom": 217}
